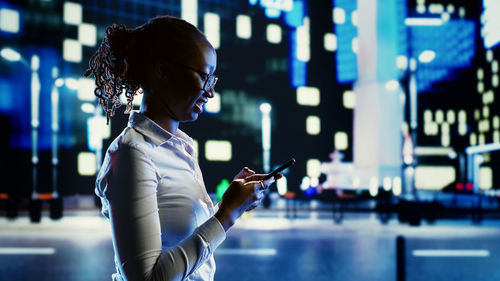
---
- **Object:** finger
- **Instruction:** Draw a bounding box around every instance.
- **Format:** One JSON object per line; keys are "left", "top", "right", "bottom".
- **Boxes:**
{"left": 244, "top": 174, "right": 268, "bottom": 182}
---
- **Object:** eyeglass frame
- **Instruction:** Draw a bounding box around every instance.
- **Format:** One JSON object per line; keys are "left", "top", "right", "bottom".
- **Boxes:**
{"left": 165, "top": 60, "right": 218, "bottom": 92}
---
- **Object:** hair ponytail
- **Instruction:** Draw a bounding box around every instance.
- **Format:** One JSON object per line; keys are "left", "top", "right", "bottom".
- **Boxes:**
{"left": 84, "top": 24, "right": 142, "bottom": 124}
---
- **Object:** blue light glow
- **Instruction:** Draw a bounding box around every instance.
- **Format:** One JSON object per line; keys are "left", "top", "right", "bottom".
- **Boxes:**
{"left": 409, "top": 19, "right": 475, "bottom": 92}
{"left": 334, "top": 0, "right": 358, "bottom": 83}
{"left": 284, "top": 0, "right": 303, "bottom": 27}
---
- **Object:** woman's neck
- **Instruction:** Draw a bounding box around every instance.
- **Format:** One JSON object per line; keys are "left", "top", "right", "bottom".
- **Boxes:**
{"left": 139, "top": 97, "right": 179, "bottom": 135}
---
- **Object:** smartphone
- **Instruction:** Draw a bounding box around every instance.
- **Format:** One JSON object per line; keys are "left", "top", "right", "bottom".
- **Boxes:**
{"left": 262, "top": 158, "right": 296, "bottom": 180}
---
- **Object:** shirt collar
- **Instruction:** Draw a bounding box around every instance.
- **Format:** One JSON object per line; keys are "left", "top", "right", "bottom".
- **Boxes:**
{"left": 127, "top": 111, "right": 193, "bottom": 147}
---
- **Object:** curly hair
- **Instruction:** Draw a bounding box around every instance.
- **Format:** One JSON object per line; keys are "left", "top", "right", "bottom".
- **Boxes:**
{"left": 84, "top": 16, "right": 205, "bottom": 124}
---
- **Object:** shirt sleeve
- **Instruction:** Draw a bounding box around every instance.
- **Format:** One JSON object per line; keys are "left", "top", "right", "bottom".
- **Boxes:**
{"left": 102, "top": 143, "right": 226, "bottom": 281}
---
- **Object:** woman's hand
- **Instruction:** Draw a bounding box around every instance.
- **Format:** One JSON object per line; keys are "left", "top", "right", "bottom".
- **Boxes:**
{"left": 233, "top": 167, "right": 255, "bottom": 181}
{"left": 215, "top": 172, "right": 282, "bottom": 232}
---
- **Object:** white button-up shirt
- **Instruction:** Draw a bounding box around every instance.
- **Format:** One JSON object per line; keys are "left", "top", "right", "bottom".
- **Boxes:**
{"left": 96, "top": 111, "right": 226, "bottom": 281}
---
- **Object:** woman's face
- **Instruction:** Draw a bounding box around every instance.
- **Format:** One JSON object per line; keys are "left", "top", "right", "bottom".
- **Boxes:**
{"left": 153, "top": 36, "right": 217, "bottom": 123}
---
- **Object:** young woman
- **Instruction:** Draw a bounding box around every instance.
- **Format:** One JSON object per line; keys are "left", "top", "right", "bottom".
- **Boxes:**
{"left": 85, "top": 16, "right": 280, "bottom": 281}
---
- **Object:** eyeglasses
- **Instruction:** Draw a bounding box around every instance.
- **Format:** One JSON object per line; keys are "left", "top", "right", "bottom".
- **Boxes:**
{"left": 167, "top": 61, "right": 218, "bottom": 92}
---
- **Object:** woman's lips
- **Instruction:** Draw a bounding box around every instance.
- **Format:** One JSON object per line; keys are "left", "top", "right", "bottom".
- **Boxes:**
{"left": 194, "top": 99, "right": 205, "bottom": 113}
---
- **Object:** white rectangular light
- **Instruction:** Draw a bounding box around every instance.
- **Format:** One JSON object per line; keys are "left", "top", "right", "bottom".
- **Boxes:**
{"left": 78, "top": 152, "right": 97, "bottom": 176}
{"left": 415, "top": 166, "right": 455, "bottom": 190}
{"left": 236, "top": 14, "right": 251, "bottom": 39}
{"left": 405, "top": 17, "right": 443, "bottom": 26}
{"left": 323, "top": 33, "right": 337, "bottom": 51}
{"left": 63, "top": 2, "right": 82, "bottom": 25}
{"left": 342, "top": 90, "right": 355, "bottom": 109}
{"left": 77, "top": 78, "right": 96, "bottom": 101}
{"left": 306, "top": 115, "right": 321, "bottom": 135}
{"left": 204, "top": 13, "right": 220, "bottom": 49}
{"left": 181, "top": 0, "right": 198, "bottom": 27}
{"left": 205, "top": 140, "right": 231, "bottom": 161}
{"left": 63, "top": 39, "right": 82, "bottom": 63}
{"left": 306, "top": 159, "right": 321, "bottom": 178}
{"left": 0, "top": 247, "right": 55, "bottom": 255}
{"left": 296, "top": 17, "right": 310, "bottom": 62}
{"left": 334, "top": 131, "right": 348, "bottom": 150}
{"left": 413, "top": 250, "right": 489, "bottom": 257}
{"left": 205, "top": 91, "right": 221, "bottom": 113}
{"left": 266, "top": 24, "right": 282, "bottom": 44}
{"left": 296, "top": 86, "right": 320, "bottom": 106}
{"left": 78, "top": 23, "right": 97, "bottom": 46}
{"left": 0, "top": 8, "right": 20, "bottom": 33}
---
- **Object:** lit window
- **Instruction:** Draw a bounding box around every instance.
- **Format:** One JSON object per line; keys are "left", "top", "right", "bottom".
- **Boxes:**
{"left": 351, "top": 37, "right": 359, "bottom": 54}
{"left": 429, "top": 3, "right": 444, "bottom": 14}
{"left": 441, "top": 132, "right": 450, "bottom": 147}
{"left": 458, "top": 123, "right": 467, "bottom": 136}
{"left": 205, "top": 91, "right": 221, "bottom": 113}
{"left": 205, "top": 140, "right": 231, "bottom": 161}
{"left": 392, "top": 177, "right": 402, "bottom": 196}
{"left": 493, "top": 74, "right": 499, "bottom": 87}
{"left": 78, "top": 78, "right": 96, "bottom": 101}
{"left": 441, "top": 123, "right": 449, "bottom": 134}
{"left": 446, "top": 110, "right": 455, "bottom": 124}
{"left": 397, "top": 56, "right": 408, "bottom": 70}
{"left": 415, "top": 166, "right": 455, "bottom": 190}
{"left": 487, "top": 50, "right": 493, "bottom": 62}
{"left": 493, "top": 130, "right": 500, "bottom": 142}
{"left": 87, "top": 115, "right": 110, "bottom": 152}
{"left": 447, "top": 4, "right": 455, "bottom": 13}
{"left": 493, "top": 115, "right": 500, "bottom": 129}
{"left": 416, "top": 5, "right": 426, "bottom": 14}
{"left": 323, "top": 33, "right": 337, "bottom": 51}
{"left": 383, "top": 177, "right": 392, "bottom": 191}
{"left": 306, "top": 159, "right": 321, "bottom": 178}
{"left": 236, "top": 14, "right": 251, "bottom": 39}
{"left": 477, "top": 68, "right": 484, "bottom": 80}
{"left": 385, "top": 80, "right": 399, "bottom": 91}
{"left": 181, "top": 0, "right": 198, "bottom": 27}
{"left": 479, "top": 133, "right": 486, "bottom": 145}
{"left": 424, "top": 109, "right": 432, "bottom": 123}
{"left": 441, "top": 12, "right": 450, "bottom": 22}
{"left": 483, "top": 106, "right": 490, "bottom": 118}
{"left": 78, "top": 152, "right": 96, "bottom": 176}
{"left": 342, "top": 90, "right": 355, "bottom": 109}
{"left": 458, "top": 110, "right": 467, "bottom": 123}
{"left": 334, "top": 131, "right": 348, "bottom": 150}
{"left": 296, "top": 17, "right": 310, "bottom": 62}
{"left": 78, "top": 23, "right": 97, "bottom": 46}
{"left": 63, "top": 2, "right": 82, "bottom": 25}
{"left": 306, "top": 115, "right": 321, "bottom": 135}
{"left": 266, "top": 24, "right": 282, "bottom": 44}
{"left": 477, "top": 82, "right": 484, "bottom": 93}
{"left": 333, "top": 8, "right": 345, "bottom": 24}
{"left": 474, "top": 109, "right": 480, "bottom": 120}
{"left": 492, "top": 60, "right": 499, "bottom": 73}
{"left": 296, "top": 86, "right": 320, "bottom": 106}
{"left": 276, "top": 176, "right": 288, "bottom": 196}
{"left": 0, "top": 8, "right": 20, "bottom": 33}
{"left": 459, "top": 7, "right": 465, "bottom": 18}
{"left": 63, "top": 39, "right": 82, "bottom": 63}
{"left": 351, "top": 10, "right": 358, "bottom": 26}
{"left": 369, "top": 177, "right": 379, "bottom": 196}
{"left": 479, "top": 167, "right": 493, "bottom": 190}
{"left": 81, "top": 103, "right": 95, "bottom": 113}
{"left": 470, "top": 133, "right": 477, "bottom": 146}
{"left": 204, "top": 13, "right": 220, "bottom": 49}
{"left": 435, "top": 110, "right": 444, "bottom": 123}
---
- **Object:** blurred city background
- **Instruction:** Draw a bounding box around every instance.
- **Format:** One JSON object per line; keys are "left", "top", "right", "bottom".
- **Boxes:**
{"left": 0, "top": 0, "right": 499, "bottom": 280}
